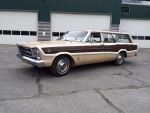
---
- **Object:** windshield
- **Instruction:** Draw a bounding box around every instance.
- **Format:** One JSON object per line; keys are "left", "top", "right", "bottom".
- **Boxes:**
{"left": 57, "top": 31, "right": 88, "bottom": 42}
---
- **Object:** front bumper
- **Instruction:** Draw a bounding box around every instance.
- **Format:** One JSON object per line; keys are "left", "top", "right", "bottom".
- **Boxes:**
{"left": 16, "top": 53, "right": 45, "bottom": 68}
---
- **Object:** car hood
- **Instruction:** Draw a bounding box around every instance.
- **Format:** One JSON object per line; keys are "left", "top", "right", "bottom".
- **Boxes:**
{"left": 17, "top": 41, "right": 84, "bottom": 48}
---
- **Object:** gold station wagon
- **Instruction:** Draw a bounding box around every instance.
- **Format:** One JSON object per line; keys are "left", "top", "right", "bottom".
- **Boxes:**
{"left": 16, "top": 30, "right": 138, "bottom": 77}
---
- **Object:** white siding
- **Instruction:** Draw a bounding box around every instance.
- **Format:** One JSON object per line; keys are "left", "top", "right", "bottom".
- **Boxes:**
{"left": 120, "top": 19, "right": 150, "bottom": 48}
{"left": 51, "top": 13, "right": 111, "bottom": 40}
{"left": 0, "top": 11, "right": 38, "bottom": 45}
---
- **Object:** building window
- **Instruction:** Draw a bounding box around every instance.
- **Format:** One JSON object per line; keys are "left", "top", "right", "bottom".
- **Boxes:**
{"left": 145, "top": 36, "right": 150, "bottom": 40}
{"left": 138, "top": 36, "right": 144, "bottom": 40}
{"left": 3, "top": 30, "right": 11, "bottom": 35}
{"left": 0, "top": 30, "right": 2, "bottom": 35}
{"left": 12, "top": 31, "right": 20, "bottom": 35}
{"left": 121, "top": 7, "right": 130, "bottom": 13}
{"left": 52, "top": 32, "right": 59, "bottom": 36}
{"left": 21, "top": 31, "right": 29, "bottom": 36}
{"left": 132, "top": 36, "right": 137, "bottom": 40}
{"left": 30, "top": 31, "right": 37, "bottom": 36}
{"left": 60, "top": 32, "right": 65, "bottom": 36}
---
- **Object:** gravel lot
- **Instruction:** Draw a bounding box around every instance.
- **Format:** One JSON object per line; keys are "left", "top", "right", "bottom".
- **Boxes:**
{"left": 0, "top": 45, "right": 150, "bottom": 113}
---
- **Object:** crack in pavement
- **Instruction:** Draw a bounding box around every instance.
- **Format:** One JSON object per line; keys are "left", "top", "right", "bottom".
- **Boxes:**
{"left": 102, "top": 85, "right": 150, "bottom": 91}
{"left": 121, "top": 67, "right": 133, "bottom": 76}
{"left": 112, "top": 67, "right": 146, "bottom": 84}
{"left": 0, "top": 69, "right": 44, "bottom": 102}
{"left": 111, "top": 67, "right": 133, "bottom": 77}
{"left": 0, "top": 95, "right": 39, "bottom": 102}
{"left": 1, "top": 84, "right": 150, "bottom": 102}
{"left": 95, "top": 90, "right": 124, "bottom": 113}
{"left": 36, "top": 69, "right": 43, "bottom": 96}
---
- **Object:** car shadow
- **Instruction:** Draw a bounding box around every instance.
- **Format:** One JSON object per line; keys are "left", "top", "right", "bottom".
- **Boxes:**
{"left": 70, "top": 62, "right": 111, "bottom": 73}
{"left": 19, "top": 60, "right": 136, "bottom": 79}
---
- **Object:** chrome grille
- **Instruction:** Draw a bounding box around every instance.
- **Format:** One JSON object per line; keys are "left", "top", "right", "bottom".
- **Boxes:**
{"left": 17, "top": 45, "right": 36, "bottom": 59}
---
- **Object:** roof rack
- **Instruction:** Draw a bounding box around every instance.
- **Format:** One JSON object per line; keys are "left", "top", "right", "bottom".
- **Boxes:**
{"left": 84, "top": 28, "right": 125, "bottom": 33}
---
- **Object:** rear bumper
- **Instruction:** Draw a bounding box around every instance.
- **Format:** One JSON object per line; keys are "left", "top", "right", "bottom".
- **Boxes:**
{"left": 16, "top": 53, "right": 45, "bottom": 68}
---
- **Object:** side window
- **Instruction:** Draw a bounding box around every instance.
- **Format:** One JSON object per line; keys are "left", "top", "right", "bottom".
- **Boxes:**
{"left": 113, "top": 34, "right": 131, "bottom": 43}
{"left": 102, "top": 33, "right": 114, "bottom": 43}
{"left": 86, "top": 32, "right": 101, "bottom": 43}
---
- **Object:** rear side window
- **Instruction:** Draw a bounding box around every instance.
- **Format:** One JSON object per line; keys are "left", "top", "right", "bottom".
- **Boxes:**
{"left": 113, "top": 34, "right": 131, "bottom": 43}
{"left": 102, "top": 33, "right": 114, "bottom": 43}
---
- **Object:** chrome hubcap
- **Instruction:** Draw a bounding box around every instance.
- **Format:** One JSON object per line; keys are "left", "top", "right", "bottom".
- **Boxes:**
{"left": 56, "top": 58, "right": 69, "bottom": 74}
{"left": 117, "top": 53, "right": 124, "bottom": 64}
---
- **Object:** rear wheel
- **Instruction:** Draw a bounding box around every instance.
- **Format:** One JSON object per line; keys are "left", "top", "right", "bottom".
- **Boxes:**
{"left": 51, "top": 56, "right": 71, "bottom": 77}
{"left": 114, "top": 52, "right": 125, "bottom": 66}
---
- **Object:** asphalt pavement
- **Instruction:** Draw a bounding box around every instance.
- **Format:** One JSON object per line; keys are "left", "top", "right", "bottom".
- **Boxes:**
{"left": 0, "top": 45, "right": 150, "bottom": 113}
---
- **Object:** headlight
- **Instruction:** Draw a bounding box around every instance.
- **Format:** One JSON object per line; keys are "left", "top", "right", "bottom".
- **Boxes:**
{"left": 31, "top": 48, "right": 41, "bottom": 60}
{"left": 36, "top": 50, "right": 41, "bottom": 60}
{"left": 31, "top": 48, "right": 36, "bottom": 57}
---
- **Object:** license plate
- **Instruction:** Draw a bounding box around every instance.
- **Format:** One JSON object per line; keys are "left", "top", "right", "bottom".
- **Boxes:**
{"left": 22, "top": 59, "right": 26, "bottom": 63}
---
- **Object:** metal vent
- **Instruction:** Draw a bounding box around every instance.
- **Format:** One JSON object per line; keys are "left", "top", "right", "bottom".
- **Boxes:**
{"left": 109, "top": 24, "right": 119, "bottom": 31}
{"left": 38, "top": 21, "right": 51, "bottom": 41}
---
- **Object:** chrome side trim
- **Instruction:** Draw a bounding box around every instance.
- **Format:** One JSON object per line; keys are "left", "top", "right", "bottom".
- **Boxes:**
{"left": 127, "top": 50, "right": 137, "bottom": 53}
{"left": 43, "top": 50, "right": 138, "bottom": 57}
{"left": 16, "top": 53, "right": 45, "bottom": 68}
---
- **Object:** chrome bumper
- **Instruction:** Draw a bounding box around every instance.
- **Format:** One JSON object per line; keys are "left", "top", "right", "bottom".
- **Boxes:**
{"left": 16, "top": 53, "right": 45, "bottom": 68}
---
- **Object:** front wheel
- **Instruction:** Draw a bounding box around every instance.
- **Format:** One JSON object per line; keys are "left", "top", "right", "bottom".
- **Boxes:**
{"left": 114, "top": 52, "right": 125, "bottom": 66}
{"left": 51, "top": 56, "right": 71, "bottom": 77}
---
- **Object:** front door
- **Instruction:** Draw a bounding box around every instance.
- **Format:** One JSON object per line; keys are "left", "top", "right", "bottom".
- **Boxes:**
{"left": 84, "top": 32, "right": 105, "bottom": 64}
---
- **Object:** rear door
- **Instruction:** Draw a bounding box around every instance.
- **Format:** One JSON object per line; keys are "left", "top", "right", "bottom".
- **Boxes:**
{"left": 102, "top": 33, "right": 118, "bottom": 61}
